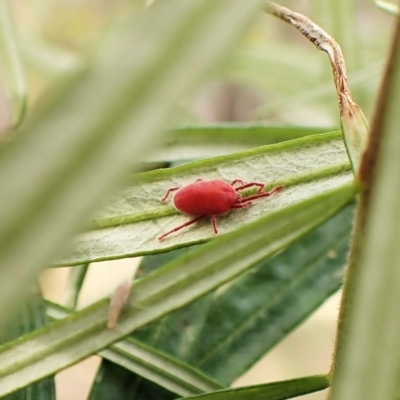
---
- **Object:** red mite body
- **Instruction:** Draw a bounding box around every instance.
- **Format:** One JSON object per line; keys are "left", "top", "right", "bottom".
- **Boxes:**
{"left": 174, "top": 180, "right": 239, "bottom": 216}
{"left": 158, "top": 179, "right": 283, "bottom": 241}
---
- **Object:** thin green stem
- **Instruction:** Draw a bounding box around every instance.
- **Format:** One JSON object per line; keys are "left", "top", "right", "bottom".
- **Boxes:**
{"left": 62, "top": 264, "right": 89, "bottom": 310}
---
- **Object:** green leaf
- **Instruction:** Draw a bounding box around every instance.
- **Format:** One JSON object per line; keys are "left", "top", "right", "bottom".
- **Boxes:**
{"left": 20, "top": 37, "right": 82, "bottom": 78}
{"left": 47, "top": 301, "right": 222, "bottom": 397}
{"left": 89, "top": 363, "right": 177, "bottom": 400}
{"left": 1, "top": 287, "right": 55, "bottom": 400}
{"left": 0, "top": 0, "right": 266, "bottom": 328}
{"left": 187, "top": 205, "right": 353, "bottom": 382}
{"left": 93, "top": 202, "right": 351, "bottom": 396}
{"left": 151, "top": 124, "right": 331, "bottom": 162}
{"left": 99, "top": 338, "right": 223, "bottom": 396}
{"left": 178, "top": 375, "right": 329, "bottom": 400}
{"left": 126, "top": 203, "right": 353, "bottom": 385}
{"left": 0, "top": 0, "right": 26, "bottom": 127}
{"left": 330, "top": 14, "right": 400, "bottom": 400}
{"left": 59, "top": 131, "right": 352, "bottom": 265}
{"left": 0, "top": 183, "right": 355, "bottom": 396}
{"left": 374, "top": 0, "right": 399, "bottom": 15}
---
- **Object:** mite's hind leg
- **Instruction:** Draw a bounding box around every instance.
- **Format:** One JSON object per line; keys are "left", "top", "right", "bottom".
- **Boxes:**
{"left": 158, "top": 216, "right": 205, "bottom": 240}
{"left": 234, "top": 182, "right": 265, "bottom": 194}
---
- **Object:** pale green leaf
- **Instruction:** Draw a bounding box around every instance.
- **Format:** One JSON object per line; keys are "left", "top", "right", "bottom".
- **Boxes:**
{"left": 374, "top": 0, "right": 399, "bottom": 15}
{"left": 60, "top": 131, "right": 353, "bottom": 265}
{"left": 0, "top": 0, "right": 26, "bottom": 127}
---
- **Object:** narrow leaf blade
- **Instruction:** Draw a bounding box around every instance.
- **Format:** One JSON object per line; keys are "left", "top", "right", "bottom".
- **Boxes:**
{"left": 178, "top": 375, "right": 329, "bottom": 400}
{"left": 150, "top": 124, "right": 330, "bottom": 162}
{"left": 0, "top": 0, "right": 26, "bottom": 128}
{"left": 60, "top": 131, "right": 352, "bottom": 265}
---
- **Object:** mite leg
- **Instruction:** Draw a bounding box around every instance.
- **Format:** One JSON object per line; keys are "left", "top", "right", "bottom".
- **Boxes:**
{"left": 230, "top": 179, "right": 245, "bottom": 187}
{"left": 161, "top": 186, "right": 180, "bottom": 201}
{"left": 232, "top": 201, "right": 253, "bottom": 209}
{"left": 238, "top": 185, "right": 284, "bottom": 203}
{"left": 234, "top": 181, "right": 265, "bottom": 194}
{"left": 107, "top": 279, "right": 131, "bottom": 330}
{"left": 158, "top": 216, "right": 205, "bottom": 240}
{"left": 211, "top": 215, "right": 219, "bottom": 234}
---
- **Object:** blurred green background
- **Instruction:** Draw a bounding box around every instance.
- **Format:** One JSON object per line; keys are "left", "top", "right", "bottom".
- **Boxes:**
{"left": 4, "top": 0, "right": 393, "bottom": 130}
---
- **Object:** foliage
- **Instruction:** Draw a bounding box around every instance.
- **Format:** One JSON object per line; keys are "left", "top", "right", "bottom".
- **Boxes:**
{"left": 0, "top": 1, "right": 398, "bottom": 400}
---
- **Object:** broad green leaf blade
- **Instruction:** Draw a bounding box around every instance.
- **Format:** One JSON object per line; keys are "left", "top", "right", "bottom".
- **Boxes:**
{"left": 179, "top": 375, "right": 329, "bottom": 400}
{"left": 129, "top": 204, "right": 353, "bottom": 385}
{"left": 0, "top": 0, "right": 265, "bottom": 327}
{"left": 47, "top": 301, "right": 222, "bottom": 397}
{"left": 0, "top": 184, "right": 355, "bottom": 396}
{"left": 0, "top": 0, "right": 26, "bottom": 128}
{"left": 330, "top": 14, "right": 400, "bottom": 400}
{"left": 1, "top": 287, "right": 55, "bottom": 400}
{"left": 60, "top": 131, "right": 352, "bottom": 265}
{"left": 149, "top": 124, "right": 330, "bottom": 162}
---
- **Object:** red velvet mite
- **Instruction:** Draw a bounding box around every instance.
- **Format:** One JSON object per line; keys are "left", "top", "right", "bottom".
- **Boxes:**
{"left": 158, "top": 179, "right": 283, "bottom": 240}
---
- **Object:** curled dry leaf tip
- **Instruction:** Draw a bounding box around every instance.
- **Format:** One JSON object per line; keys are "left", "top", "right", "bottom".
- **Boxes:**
{"left": 264, "top": 1, "right": 369, "bottom": 175}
